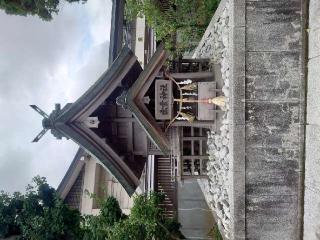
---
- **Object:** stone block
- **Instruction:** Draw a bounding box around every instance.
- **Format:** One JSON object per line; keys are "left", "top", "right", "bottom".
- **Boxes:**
{"left": 245, "top": 102, "right": 301, "bottom": 148}
{"left": 246, "top": 147, "right": 300, "bottom": 172}
{"left": 307, "top": 57, "right": 320, "bottom": 125}
{"left": 246, "top": 194, "right": 299, "bottom": 222}
{"left": 246, "top": 168, "right": 299, "bottom": 196}
{"left": 246, "top": 194, "right": 300, "bottom": 240}
{"left": 309, "top": 0, "right": 320, "bottom": 29}
{"left": 309, "top": 28, "right": 320, "bottom": 59}
{"left": 246, "top": 1, "right": 302, "bottom": 51}
{"left": 246, "top": 52, "right": 301, "bottom": 101}
{"left": 245, "top": 145, "right": 301, "bottom": 196}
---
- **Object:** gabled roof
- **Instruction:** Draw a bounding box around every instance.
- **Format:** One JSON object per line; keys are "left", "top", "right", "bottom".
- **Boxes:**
{"left": 126, "top": 44, "right": 171, "bottom": 154}
{"left": 52, "top": 47, "right": 143, "bottom": 196}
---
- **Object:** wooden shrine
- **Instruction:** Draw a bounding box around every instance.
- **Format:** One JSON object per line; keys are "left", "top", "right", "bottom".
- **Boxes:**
{"left": 32, "top": 44, "right": 223, "bottom": 216}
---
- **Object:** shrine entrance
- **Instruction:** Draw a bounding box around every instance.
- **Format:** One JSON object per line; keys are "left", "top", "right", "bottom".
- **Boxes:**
{"left": 111, "top": 45, "right": 224, "bottom": 217}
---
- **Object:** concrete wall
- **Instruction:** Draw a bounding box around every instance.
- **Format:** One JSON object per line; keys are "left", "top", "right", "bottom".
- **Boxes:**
{"left": 303, "top": 0, "right": 320, "bottom": 239}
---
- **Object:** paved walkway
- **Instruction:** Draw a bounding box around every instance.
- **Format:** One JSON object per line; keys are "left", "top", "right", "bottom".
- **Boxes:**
{"left": 178, "top": 179, "right": 215, "bottom": 240}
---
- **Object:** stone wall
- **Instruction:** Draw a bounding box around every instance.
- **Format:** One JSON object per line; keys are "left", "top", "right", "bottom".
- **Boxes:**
{"left": 195, "top": 0, "right": 306, "bottom": 239}
{"left": 194, "top": 0, "right": 233, "bottom": 238}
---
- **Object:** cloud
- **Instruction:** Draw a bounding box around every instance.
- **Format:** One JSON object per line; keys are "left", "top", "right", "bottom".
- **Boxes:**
{"left": 0, "top": 0, "right": 112, "bottom": 192}
{"left": 85, "top": 0, "right": 112, "bottom": 45}
{"left": 0, "top": 147, "right": 33, "bottom": 193}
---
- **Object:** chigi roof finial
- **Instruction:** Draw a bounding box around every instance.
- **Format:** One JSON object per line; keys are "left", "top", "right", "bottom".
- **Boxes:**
{"left": 30, "top": 104, "right": 64, "bottom": 142}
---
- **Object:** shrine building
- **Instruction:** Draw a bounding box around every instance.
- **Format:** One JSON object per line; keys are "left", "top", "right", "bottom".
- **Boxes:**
{"left": 31, "top": 40, "right": 223, "bottom": 211}
{"left": 31, "top": 1, "right": 221, "bottom": 237}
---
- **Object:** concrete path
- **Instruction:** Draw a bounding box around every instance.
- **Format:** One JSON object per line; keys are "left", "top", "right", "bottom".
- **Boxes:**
{"left": 178, "top": 179, "right": 215, "bottom": 240}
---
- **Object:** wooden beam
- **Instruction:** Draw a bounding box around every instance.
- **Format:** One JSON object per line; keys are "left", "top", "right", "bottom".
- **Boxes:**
{"left": 170, "top": 71, "right": 214, "bottom": 80}
{"left": 182, "top": 136, "right": 207, "bottom": 141}
{"left": 171, "top": 120, "right": 215, "bottom": 128}
{"left": 177, "top": 58, "right": 210, "bottom": 63}
{"left": 107, "top": 117, "right": 136, "bottom": 122}
{"left": 181, "top": 156, "right": 208, "bottom": 160}
{"left": 128, "top": 122, "right": 133, "bottom": 152}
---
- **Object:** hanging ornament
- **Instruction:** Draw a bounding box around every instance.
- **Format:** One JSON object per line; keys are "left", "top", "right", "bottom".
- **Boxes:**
{"left": 179, "top": 111, "right": 195, "bottom": 123}
{"left": 181, "top": 82, "right": 197, "bottom": 91}
{"left": 177, "top": 79, "right": 192, "bottom": 85}
{"left": 174, "top": 96, "right": 226, "bottom": 109}
{"left": 177, "top": 116, "right": 188, "bottom": 121}
{"left": 208, "top": 96, "right": 226, "bottom": 108}
{"left": 182, "top": 92, "right": 198, "bottom": 96}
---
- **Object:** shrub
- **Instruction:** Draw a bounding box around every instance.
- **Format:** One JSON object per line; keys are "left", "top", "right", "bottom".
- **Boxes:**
{"left": 125, "top": 0, "right": 221, "bottom": 55}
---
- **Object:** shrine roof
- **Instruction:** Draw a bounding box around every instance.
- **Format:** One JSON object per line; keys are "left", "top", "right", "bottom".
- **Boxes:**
{"left": 51, "top": 47, "right": 143, "bottom": 196}
{"left": 126, "top": 44, "right": 171, "bottom": 154}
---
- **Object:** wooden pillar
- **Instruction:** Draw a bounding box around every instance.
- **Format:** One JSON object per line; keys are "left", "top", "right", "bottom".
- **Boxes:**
{"left": 81, "top": 156, "right": 98, "bottom": 215}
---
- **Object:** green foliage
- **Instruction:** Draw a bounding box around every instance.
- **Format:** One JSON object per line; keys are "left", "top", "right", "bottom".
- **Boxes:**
{"left": 0, "top": 176, "right": 83, "bottom": 240}
{"left": 82, "top": 196, "right": 126, "bottom": 240}
{"left": 108, "top": 192, "right": 184, "bottom": 240}
{"left": 1, "top": 177, "right": 184, "bottom": 240}
{"left": 208, "top": 224, "right": 223, "bottom": 240}
{"left": 0, "top": 0, "right": 87, "bottom": 21}
{"left": 0, "top": 191, "right": 23, "bottom": 238}
{"left": 125, "top": 0, "right": 221, "bottom": 55}
{"left": 84, "top": 192, "right": 184, "bottom": 240}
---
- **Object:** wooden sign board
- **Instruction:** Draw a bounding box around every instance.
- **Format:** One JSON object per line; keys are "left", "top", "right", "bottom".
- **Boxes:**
{"left": 155, "top": 80, "right": 172, "bottom": 120}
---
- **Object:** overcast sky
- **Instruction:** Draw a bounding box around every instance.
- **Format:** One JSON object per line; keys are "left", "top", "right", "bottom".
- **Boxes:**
{"left": 0, "top": 0, "right": 112, "bottom": 193}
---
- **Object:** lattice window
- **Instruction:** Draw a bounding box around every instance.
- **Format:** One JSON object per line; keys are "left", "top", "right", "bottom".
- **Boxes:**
{"left": 181, "top": 126, "right": 209, "bottom": 177}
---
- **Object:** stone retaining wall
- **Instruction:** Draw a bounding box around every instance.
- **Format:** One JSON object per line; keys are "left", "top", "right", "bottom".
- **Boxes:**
{"left": 195, "top": 0, "right": 306, "bottom": 239}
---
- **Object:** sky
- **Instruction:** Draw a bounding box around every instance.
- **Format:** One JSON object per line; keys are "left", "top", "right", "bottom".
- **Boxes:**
{"left": 0, "top": 0, "right": 112, "bottom": 193}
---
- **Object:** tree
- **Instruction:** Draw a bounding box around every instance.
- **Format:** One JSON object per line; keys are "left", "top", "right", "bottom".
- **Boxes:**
{"left": 0, "top": 191, "right": 23, "bottom": 237}
{"left": 0, "top": 177, "right": 184, "bottom": 240}
{"left": 105, "top": 193, "right": 185, "bottom": 240}
{"left": 82, "top": 196, "right": 126, "bottom": 240}
{"left": 0, "top": 176, "right": 83, "bottom": 239}
{"left": 0, "top": 0, "right": 87, "bottom": 21}
{"left": 125, "top": 0, "right": 220, "bottom": 55}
